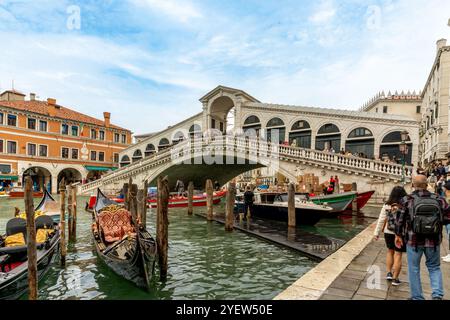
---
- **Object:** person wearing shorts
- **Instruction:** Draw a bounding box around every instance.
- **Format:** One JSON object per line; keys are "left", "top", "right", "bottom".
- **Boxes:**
{"left": 374, "top": 186, "right": 408, "bottom": 286}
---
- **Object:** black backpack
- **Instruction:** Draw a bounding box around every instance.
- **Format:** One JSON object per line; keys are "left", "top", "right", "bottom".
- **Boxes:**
{"left": 410, "top": 194, "right": 443, "bottom": 236}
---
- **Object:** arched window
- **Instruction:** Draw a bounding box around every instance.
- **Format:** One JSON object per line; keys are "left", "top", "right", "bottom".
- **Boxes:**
{"left": 348, "top": 128, "right": 373, "bottom": 138}
{"left": 172, "top": 131, "right": 185, "bottom": 144}
{"left": 345, "top": 127, "right": 375, "bottom": 159}
{"left": 266, "top": 118, "right": 286, "bottom": 144}
{"left": 243, "top": 115, "right": 261, "bottom": 137}
{"left": 158, "top": 138, "right": 170, "bottom": 151}
{"left": 380, "top": 131, "right": 412, "bottom": 164}
{"left": 132, "top": 149, "right": 143, "bottom": 162}
{"left": 120, "top": 155, "right": 131, "bottom": 167}
{"left": 244, "top": 116, "right": 261, "bottom": 125}
{"left": 189, "top": 124, "right": 202, "bottom": 138}
{"left": 289, "top": 120, "right": 311, "bottom": 149}
{"left": 144, "top": 144, "right": 155, "bottom": 157}
{"left": 318, "top": 124, "right": 339, "bottom": 135}
{"left": 316, "top": 124, "right": 341, "bottom": 151}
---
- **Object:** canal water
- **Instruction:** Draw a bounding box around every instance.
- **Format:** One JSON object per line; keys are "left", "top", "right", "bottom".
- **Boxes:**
{"left": 0, "top": 197, "right": 375, "bottom": 300}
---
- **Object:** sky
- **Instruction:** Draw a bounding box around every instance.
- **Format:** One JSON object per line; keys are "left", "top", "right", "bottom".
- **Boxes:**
{"left": 0, "top": 0, "right": 449, "bottom": 135}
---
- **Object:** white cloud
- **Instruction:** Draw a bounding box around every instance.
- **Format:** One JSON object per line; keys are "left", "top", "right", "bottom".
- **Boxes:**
{"left": 129, "top": 0, "right": 202, "bottom": 23}
{"left": 309, "top": 0, "right": 336, "bottom": 24}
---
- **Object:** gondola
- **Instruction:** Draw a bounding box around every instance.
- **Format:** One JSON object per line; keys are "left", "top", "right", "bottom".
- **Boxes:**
{"left": 92, "top": 188, "right": 157, "bottom": 290}
{"left": 0, "top": 193, "right": 60, "bottom": 300}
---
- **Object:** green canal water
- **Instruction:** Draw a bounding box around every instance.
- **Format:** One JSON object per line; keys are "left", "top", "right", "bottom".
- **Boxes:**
{"left": 0, "top": 197, "right": 375, "bottom": 300}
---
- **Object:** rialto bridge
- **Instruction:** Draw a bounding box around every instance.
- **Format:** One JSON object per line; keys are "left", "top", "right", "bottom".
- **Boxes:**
{"left": 79, "top": 86, "right": 419, "bottom": 198}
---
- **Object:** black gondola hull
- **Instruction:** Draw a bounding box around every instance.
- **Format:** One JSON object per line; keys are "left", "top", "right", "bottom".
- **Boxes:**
{"left": 93, "top": 188, "right": 157, "bottom": 290}
{"left": 251, "top": 204, "right": 323, "bottom": 226}
{"left": 0, "top": 232, "right": 60, "bottom": 300}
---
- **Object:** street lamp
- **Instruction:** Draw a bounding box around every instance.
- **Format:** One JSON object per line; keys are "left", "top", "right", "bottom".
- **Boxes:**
{"left": 399, "top": 131, "right": 409, "bottom": 185}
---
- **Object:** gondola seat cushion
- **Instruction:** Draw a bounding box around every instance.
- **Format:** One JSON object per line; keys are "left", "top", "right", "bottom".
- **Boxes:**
{"left": 36, "top": 228, "right": 54, "bottom": 243}
{"left": 4, "top": 233, "right": 26, "bottom": 247}
{"left": 98, "top": 209, "right": 134, "bottom": 243}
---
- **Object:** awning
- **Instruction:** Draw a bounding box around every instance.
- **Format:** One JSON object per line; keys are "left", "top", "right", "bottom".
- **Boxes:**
{"left": 0, "top": 175, "right": 18, "bottom": 181}
{"left": 84, "top": 166, "right": 117, "bottom": 172}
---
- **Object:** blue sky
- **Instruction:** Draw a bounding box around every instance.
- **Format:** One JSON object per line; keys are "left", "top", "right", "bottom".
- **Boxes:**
{"left": 0, "top": 0, "right": 449, "bottom": 134}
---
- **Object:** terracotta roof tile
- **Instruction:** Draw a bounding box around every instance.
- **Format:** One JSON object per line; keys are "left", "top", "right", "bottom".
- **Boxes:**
{"left": 0, "top": 100, "right": 129, "bottom": 131}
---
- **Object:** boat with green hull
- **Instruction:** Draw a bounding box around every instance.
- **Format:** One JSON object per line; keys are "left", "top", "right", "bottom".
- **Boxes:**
{"left": 309, "top": 191, "right": 357, "bottom": 214}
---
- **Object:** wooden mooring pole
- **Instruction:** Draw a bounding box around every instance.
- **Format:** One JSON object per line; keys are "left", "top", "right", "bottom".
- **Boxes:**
{"left": 59, "top": 178, "right": 66, "bottom": 267}
{"left": 187, "top": 181, "right": 194, "bottom": 216}
{"left": 130, "top": 184, "right": 138, "bottom": 223}
{"left": 142, "top": 180, "right": 148, "bottom": 226}
{"left": 156, "top": 176, "right": 169, "bottom": 281}
{"left": 352, "top": 182, "right": 358, "bottom": 213}
{"left": 225, "top": 182, "right": 236, "bottom": 231}
{"left": 24, "top": 177, "right": 37, "bottom": 300}
{"left": 72, "top": 185, "right": 77, "bottom": 242}
{"left": 67, "top": 183, "right": 73, "bottom": 242}
{"left": 206, "top": 179, "right": 214, "bottom": 221}
{"left": 288, "top": 182, "right": 296, "bottom": 228}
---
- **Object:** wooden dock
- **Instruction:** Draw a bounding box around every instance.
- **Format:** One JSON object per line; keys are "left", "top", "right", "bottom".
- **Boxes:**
{"left": 195, "top": 212, "right": 347, "bottom": 261}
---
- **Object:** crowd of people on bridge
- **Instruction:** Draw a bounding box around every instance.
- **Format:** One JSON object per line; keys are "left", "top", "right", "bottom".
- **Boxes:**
{"left": 374, "top": 174, "right": 450, "bottom": 300}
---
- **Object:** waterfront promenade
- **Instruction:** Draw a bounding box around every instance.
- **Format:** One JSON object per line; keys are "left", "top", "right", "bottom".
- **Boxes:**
{"left": 319, "top": 233, "right": 450, "bottom": 300}
{"left": 275, "top": 219, "right": 450, "bottom": 300}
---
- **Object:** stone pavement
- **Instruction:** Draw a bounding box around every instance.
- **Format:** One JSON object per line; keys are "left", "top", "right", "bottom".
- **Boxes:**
{"left": 320, "top": 233, "right": 450, "bottom": 300}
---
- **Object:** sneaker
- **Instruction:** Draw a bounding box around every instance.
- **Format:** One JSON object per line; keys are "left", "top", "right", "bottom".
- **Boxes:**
{"left": 392, "top": 279, "right": 401, "bottom": 286}
{"left": 432, "top": 297, "right": 443, "bottom": 300}
{"left": 386, "top": 272, "right": 393, "bottom": 280}
{"left": 441, "top": 254, "right": 450, "bottom": 261}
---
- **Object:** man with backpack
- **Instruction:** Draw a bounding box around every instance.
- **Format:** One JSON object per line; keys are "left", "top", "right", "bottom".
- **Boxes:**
{"left": 395, "top": 174, "right": 450, "bottom": 300}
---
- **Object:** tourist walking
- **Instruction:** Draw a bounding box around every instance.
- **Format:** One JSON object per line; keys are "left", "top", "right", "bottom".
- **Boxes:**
{"left": 214, "top": 180, "right": 221, "bottom": 191}
{"left": 175, "top": 179, "right": 185, "bottom": 196}
{"left": 395, "top": 175, "right": 450, "bottom": 300}
{"left": 374, "top": 186, "right": 407, "bottom": 286}
{"left": 243, "top": 186, "right": 255, "bottom": 219}
{"left": 436, "top": 176, "right": 446, "bottom": 197}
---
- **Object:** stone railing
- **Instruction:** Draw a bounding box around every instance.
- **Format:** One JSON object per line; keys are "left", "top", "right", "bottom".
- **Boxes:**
{"left": 80, "top": 136, "right": 413, "bottom": 194}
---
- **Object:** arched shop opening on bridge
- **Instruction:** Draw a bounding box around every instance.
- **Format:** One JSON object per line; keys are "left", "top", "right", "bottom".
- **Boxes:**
{"left": 208, "top": 95, "right": 234, "bottom": 134}
{"left": 132, "top": 149, "right": 143, "bottom": 162}
{"left": 266, "top": 118, "right": 286, "bottom": 144}
{"left": 158, "top": 138, "right": 170, "bottom": 151}
{"left": 22, "top": 167, "right": 52, "bottom": 193}
{"left": 189, "top": 124, "right": 202, "bottom": 139}
{"left": 120, "top": 155, "right": 131, "bottom": 167}
{"left": 315, "top": 124, "right": 341, "bottom": 151}
{"left": 172, "top": 131, "right": 186, "bottom": 145}
{"left": 58, "top": 168, "right": 82, "bottom": 188}
{"left": 145, "top": 144, "right": 156, "bottom": 157}
{"left": 289, "top": 120, "right": 311, "bottom": 148}
{"left": 345, "top": 127, "right": 375, "bottom": 159}
{"left": 380, "top": 131, "right": 412, "bottom": 164}
{"left": 242, "top": 115, "right": 261, "bottom": 137}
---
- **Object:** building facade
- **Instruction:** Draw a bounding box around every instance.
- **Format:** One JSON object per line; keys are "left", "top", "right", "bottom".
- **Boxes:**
{"left": 0, "top": 90, "right": 132, "bottom": 193}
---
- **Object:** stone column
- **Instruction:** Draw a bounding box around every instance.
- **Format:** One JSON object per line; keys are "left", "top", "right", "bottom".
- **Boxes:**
{"left": 51, "top": 175, "right": 58, "bottom": 194}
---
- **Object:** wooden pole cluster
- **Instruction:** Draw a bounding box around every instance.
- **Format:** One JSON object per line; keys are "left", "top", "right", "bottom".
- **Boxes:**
{"left": 59, "top": 178, "right": 67, "bottom": 267}
{"left": 206, "top": 179, "right": 214, "bottom": 221}
{"left": 187, "top": 181, "right": 194, "bottom": 215}
{"left": 24, "top": 177, "right": 37, "bottom": 300}
{"left": 288, "top": 183, "right": 296, "bottom": 228}
{"left": 225, "top": 182, "right": 236, "bottom": 231}
{"left": 67, "top": 184, "right": 73, "bottom": 242}
{"left": 156, "top": 176, "right": 169, "bottom": 281}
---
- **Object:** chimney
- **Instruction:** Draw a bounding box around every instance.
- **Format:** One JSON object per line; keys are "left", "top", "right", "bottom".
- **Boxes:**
{"left": 47, "top": 98, "right": 57, "bottom": 117}
{"left": 103, "top": 112, "right": 111, "bottom": 127}
{"left": 30, "top": 93, "right": 36, "bottom": 101}
{"left": 437, "top": 38, "right": 447, "bottom": 52}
